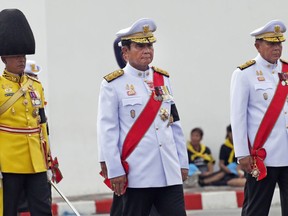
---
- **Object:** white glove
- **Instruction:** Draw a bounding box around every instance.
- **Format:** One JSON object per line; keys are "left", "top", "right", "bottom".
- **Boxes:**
{"left": 47, "top": 169, "right": 53, "bottom": 182}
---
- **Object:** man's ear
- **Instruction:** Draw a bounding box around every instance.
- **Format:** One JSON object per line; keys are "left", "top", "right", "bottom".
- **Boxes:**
{"left": 122, "top": 47, "right": 129, "bottom": 57}
{"left": 121, "top": 46, "right": 127, "bottom": 53}
{"left": 254, "top": 41, "right": 261, "bottom": 53}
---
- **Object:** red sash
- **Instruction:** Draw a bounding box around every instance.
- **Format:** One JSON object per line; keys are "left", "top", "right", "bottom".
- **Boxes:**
{"left": 101, "top": 71, "right": 164, "bottom": 190}
{"left": 251, "top": 62, "right": 288, "bottom": 181}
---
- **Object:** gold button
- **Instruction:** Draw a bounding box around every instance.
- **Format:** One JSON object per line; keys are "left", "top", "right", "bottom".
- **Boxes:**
{"left": 28, "top": 134, "right": 31, "bottom": 137}
{"left": 272, "top": 71, "right": 275, "bottom": 74}
{"left": 23, "top": 99, "right": 28, "bottom": 106}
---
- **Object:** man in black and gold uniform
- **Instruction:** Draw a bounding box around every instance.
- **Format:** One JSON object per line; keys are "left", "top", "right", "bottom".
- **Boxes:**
{"left": 0, "top": 9, "right": 52, "bottom": 216}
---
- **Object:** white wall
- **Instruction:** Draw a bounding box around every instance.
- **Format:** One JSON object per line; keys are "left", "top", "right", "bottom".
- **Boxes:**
{"left": 1, "top": 0, "right": 288, "bottom": 197}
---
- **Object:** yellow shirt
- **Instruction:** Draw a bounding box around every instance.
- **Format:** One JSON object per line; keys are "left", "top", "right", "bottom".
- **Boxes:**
{"left": 0, "top": 70, "right": 50, "bottom": 173}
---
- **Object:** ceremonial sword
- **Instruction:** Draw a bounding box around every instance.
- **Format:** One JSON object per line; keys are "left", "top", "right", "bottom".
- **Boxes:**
{"left": 49, "top": 180, "right": 81, "bottom": 216}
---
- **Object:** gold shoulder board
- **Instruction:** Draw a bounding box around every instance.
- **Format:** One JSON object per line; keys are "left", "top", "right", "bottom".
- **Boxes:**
{"left": 280, "top": 58, "right": 288, "bottom": 65}
{"left": 237, "top": 60, "right": 256, "bottom": 70}
{"left": 104, "top": 69, "right": 124, "bottom": 82}
{"left": 152, "top": 66, "right": 170, "bottom": 77}
{"left": 27, "top": 75, "right": 41, "bottom": 83}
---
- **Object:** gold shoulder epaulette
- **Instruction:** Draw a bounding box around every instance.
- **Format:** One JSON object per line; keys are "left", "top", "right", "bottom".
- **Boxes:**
{"left": 280, "top": 58, "right": 288, "bottom": 64}
{"left": 27, "top": 75, "right": 41, "bottom": 83}
{"left": 152, "top": 66, "right": 170, "bottom": 77}
{"left": 104, "top": 69, "right": 124, "bottom": 82}
{"left": 237, "top": 60, "right": 256, "bottom": 70}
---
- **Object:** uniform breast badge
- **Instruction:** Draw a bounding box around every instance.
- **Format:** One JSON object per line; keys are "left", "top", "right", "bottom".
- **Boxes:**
{"left": 159, "top": 108, "right": 169, "bottom": 121}
{"left": 256, "top": 70, "right": 265, "bottom": 81}
{"left": 126, "top": 84, "right": 136, "bottom": 96}
{"left": 279, "top": 72, "right": 288, "bottom": 86}
{"left": 3, "top": 84, "right": 13, "bottom": 96}
{"left": 130, "top": 109, "right": 136, "bottom": 119}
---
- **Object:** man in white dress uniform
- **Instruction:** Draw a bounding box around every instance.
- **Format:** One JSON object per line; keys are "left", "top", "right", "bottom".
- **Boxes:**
{"left": 97, "top": 18, "right": 188, "bottom": 216}
{"left": 231, "top": 20, "right": 288, "bottom": 216}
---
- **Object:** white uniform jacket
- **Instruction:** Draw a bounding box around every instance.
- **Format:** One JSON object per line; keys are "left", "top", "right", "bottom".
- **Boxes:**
{"left": 97, "top": 63, "right": 188, "bottom": 188}
{"left": 230, "top": 54, "right": 288, "bottom": 166}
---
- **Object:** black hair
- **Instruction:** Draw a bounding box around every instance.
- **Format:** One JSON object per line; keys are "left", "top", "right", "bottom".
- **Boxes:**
{"left": 190, "top": 127, "right": 204, "bottom": 138}
{"left": 226, "top": 124, "right": 232, "bottom": 132}
{"left": 226, "top": 124, "right": 232, "bottom": 138}
{"left": 121, "top": 39, "right": 132, "bottom": 48}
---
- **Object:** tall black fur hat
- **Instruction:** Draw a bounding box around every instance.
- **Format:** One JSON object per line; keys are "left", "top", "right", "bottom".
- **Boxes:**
{"left": 113, "top": 37, "right": 126, "bottom": 69}
{"left": 0, "top": 8, "right": 35, "bottom": 56}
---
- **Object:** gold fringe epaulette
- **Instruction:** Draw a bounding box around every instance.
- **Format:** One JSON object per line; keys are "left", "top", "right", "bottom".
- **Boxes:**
{"left": 104, "top": 69, "right": 124, "bottom": 82}
{"left": 280, "top": 58, "right": 288, "bottom": 65}
{"left": 27, "top": 75, "right": 41, "bottom": 83}
{"left": 237, "top": 60, "right": 256, "bottom": 70}
{"left": 152, "top": 66, "right": 170, "bottom": 77}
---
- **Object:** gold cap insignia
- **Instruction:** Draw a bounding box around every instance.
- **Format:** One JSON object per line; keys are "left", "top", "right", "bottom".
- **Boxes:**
{"left": 274, "top": 25, "right": 281, "bottom": 33}
{"left": 143, "top": 25, "right": 150, "bottom": 34}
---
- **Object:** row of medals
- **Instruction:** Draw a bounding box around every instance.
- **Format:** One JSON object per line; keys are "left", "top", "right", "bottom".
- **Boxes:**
{"left": 2, "top": 84, "right": 42, "bottom": 118}
{"left": 126, "top": 81, "right": 174, "bottom": 125}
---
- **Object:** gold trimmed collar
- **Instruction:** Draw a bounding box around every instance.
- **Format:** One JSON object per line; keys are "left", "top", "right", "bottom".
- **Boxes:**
{"left": 2, "top": 70, "right": 24, "bottom": 83}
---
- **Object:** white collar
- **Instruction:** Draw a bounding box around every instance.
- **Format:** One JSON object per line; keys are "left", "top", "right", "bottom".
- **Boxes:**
{"left": 255, "top": 53, "right": 279, "bottom": 70}
{"left": 124, "top": 63, "right": 152, "bottom": 79}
